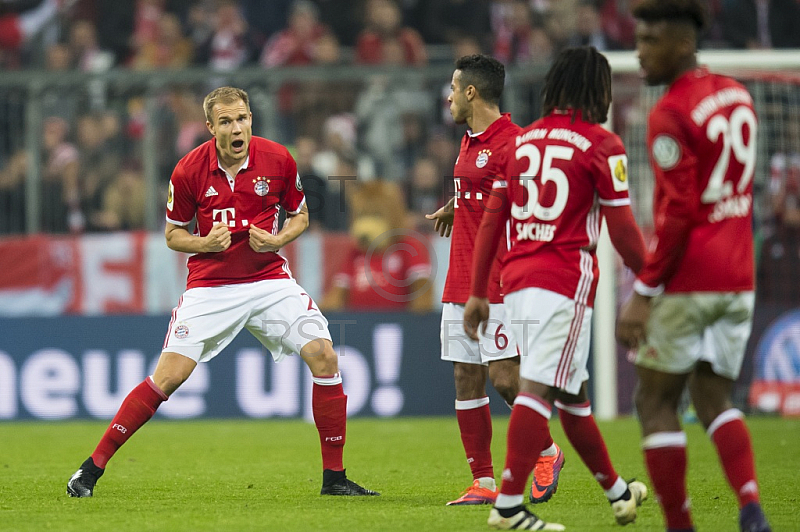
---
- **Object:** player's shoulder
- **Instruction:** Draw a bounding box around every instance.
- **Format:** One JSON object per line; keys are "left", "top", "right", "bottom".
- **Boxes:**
{"left": 174, "top": 139, "right": 214, "bottom": 178}
{"left": 250, "top": 136, "right": 293, "bottom": 160}
{"left": 486, "top": 114, "right": 523, "bottom": 147}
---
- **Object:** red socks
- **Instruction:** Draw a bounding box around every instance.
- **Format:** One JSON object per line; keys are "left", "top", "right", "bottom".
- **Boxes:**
{"left": 91, "top": 377, "right": 168, "bottom": 468}
{"left": 455, "top": 397, "right": 494, "bottom": 480}
{"left": 312, "top": 374, "right": 347, "bottom": 471}
{"left": 709, "top": 409, "right": 760, "bottom": 508}
{"left": 643, "top": 432, "right": 693, "bottom": 530}
{"left": 500, "top": 393, "right": 552, "bottom": 496}
{"left": 556, "top": 400, "right": 619, "bottom": 490}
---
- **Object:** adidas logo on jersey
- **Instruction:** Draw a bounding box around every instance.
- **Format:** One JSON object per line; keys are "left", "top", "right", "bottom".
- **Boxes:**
{"left": 205, "top": 186, "right": 218, "bottom": 197}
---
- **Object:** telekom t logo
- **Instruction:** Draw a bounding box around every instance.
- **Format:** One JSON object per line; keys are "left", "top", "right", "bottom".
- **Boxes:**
{"left": 212, "top": 208, "right": 236, "bottom": 226}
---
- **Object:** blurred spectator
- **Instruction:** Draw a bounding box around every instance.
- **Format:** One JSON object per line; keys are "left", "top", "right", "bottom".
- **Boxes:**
{"left": 95, "top": 0, "right": 135, "bottom": 65}
{"left": 424, "top": 127, "right": 459, "bottom": 181}
{"left": 41, "top": 116, "right": 82, "bottom": 233}
{"left": 491, "top": 0, "right": 537, "bottom": 64}
{"left": 355, "top": 0, "right": 427, "bottom": 65}
{"left": 313, "top": 0, "right": 365, "bottom": 46}
{"left": 76, "top": 112, "right": 123, "bottom": 231}
{"left": 241, "top": 0, "right": 292, "bottom": 50}
{"left": 41, "top": 42, "right": 81, "bottom": 122}
{"left": 567, "top": 0, "right": 621, "bottom": 50}
{"left": 418, "top": 0, "right": 492, "bottom": 49}
{"left": 598, "top": 0, "right": 637, "bottom": 49}
{"left": 406, "top": 156, "right": 443, "bottom": 229}
{"left": 185, "top": 1, "right": 214, "bottom": 55}
{"left": 131, "top": 12, "right": 193, "bottom": 69}
{"left": 291, "top": 31, "right": 359, "bottom": 138}
{"left": 90, "top": 166, "right": 146, "bottom": 231}
{"left": 68, "top": 19, "right": 114, "bottom": 72}
{"left": 722, "top": 0, "right": 800, "bottom": 49}
{"left": 260, "top": 0, "right": 339, "bottom": 141}
{"left": 769, "top": 126, "right": 800, "bottom": 229}
{"left": 44, "top": 41, "right": 72, "bottom": 70}
{"left": 0, "top": 149, "right": 27, "bottom": 233}
{"left": 355, "top": 68, "right": 433, "bottom": 180}
{"left": 166, "top": 89, "right": 208, "bottom": 157}
{"left": 0, "top": 0, "right": 59, "bottom": 52}
{"left": 259, "top": 0, "right": 327, "bottom": 67}
{"left": 198, "top": 0, "right": 254, "bottom": 71}
{"left": 130, "top": 0, "right": 165, "bottom": 57}
{"left": 294, "top": 134, "right": 347, "bottom": 231}
{"left": 758, "top": 124, "right": 800, "bottom": 303}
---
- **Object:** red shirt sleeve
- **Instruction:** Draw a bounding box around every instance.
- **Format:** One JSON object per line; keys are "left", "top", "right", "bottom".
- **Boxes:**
{"left": 602, "top": 205, "right": 645, "bottom": 274}
{"left": 166, "top": 162, "right": 196, "bottom": 226}
{"left": 591, "top": 133, "right": 633, "bottom": 207}
{"left": 279, "top": 153, "right": 305, "bottom": 214}
{"left": 636, "top": 107, "right": 698, "bottom": 295}
{"left": 470, "top": 182, "right": 510, "bottom": 298}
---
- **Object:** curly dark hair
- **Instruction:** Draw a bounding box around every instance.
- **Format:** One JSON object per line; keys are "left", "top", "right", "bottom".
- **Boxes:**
{"left": 632, "top": 0, "right": 707, "bottom": 32}
{"left": 541, "top": 46, "right": 611, "bottom": 124}
{"left": 454, "top": 54, "right": 505, "bottom": 106}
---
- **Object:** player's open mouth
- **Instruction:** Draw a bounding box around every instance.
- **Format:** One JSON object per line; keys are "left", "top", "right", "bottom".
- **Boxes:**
{"left": 232, "top": 139, "right": 244, "bottom": 152}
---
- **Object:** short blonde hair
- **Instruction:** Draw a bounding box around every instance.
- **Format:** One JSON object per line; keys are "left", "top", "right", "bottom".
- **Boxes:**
{"left": 203, "top": 86, "right": 250, "bottom": 123}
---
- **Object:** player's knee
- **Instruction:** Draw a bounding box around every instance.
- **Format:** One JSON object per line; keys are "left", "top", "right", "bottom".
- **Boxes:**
{"left": 453, "top": 363, "right": 487, "bottom": 398}
{"left": 302, "top": 338, "right": 338, "bottom": 375}
{"left": 489, "top": 372, "right": 518, "bottom": 404}
{"left": 155, "top": 373, "right": 188, "bottom": 396}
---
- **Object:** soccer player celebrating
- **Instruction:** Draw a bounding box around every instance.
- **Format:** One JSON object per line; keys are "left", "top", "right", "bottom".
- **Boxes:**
{"left": 464, "top": 47, "right": 649, "bottom": 530}
{"left": 66, "top": 87, "right": 378, "bottom": 499}
{"left": 427, "top": 54, "right": 564, "bottom": 507}
{"left": 618, "top": 2, "right": 771, "bottom": 531}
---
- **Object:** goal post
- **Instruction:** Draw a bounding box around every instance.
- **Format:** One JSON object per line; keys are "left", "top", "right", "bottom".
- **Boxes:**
{"left": 592, "top": 50, "right": 800, "bottom": 420}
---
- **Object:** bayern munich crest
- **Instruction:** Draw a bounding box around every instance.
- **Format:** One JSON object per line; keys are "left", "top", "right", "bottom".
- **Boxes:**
{"left": 174, "top": 324, "right": 190, "bottom": 339}
{"left": 253, "top": 176, "right": 270, "bottom": 196}
{"left": 476, "top": 149, "right": 491, "bottom": 168}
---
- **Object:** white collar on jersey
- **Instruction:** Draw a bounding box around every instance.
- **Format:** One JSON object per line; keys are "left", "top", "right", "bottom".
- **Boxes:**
{"left": 217, "top": 155, "right": 250, "bottom": 191}
{"left": 466, "top": 129, "right": 487, "bottom": 138}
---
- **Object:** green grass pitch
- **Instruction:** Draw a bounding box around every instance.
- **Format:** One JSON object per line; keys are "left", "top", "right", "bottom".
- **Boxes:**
{"left": 0, "top": 416, "right": 797, "bottom": 531}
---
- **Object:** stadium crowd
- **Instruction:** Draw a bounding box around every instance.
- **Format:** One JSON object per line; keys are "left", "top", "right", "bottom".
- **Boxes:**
{"left": 0, "top": 0, "right": 799, "bottom": 236}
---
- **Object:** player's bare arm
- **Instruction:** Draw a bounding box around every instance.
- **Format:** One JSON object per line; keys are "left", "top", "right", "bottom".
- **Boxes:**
{"left": 463, "top": 295, "right": 490, "bottom": 341}
{"left": 425, "top": 196, "right": 455, "bottom": 237}
{"left": 165, "top": 222, "right": 231, "bottom": 253}
{"left": 249, "top": 203, "right": 309, "bottom": 252}
{"left": 616, "top": 293, "right": 651, "bottom": 350}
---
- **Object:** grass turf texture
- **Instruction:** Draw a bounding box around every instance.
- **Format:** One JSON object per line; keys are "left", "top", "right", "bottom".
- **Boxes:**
{"left": 0, "top": 417, "right": 797, "bottom": 531}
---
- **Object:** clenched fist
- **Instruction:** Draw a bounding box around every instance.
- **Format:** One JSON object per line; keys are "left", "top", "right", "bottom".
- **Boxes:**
{"left": 249, "top": 224, "right": 282, "bottom": 253}
{"left": 204, "top": 222, "right": 231, "bottom": 252}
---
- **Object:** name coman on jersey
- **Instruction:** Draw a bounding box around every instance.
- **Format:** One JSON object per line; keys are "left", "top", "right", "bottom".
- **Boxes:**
{"left": 640, "top": 68, "right": 756, "bottom": 294}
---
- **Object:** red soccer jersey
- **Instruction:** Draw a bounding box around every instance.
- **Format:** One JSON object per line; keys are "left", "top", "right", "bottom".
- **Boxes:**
{"left": 333, "top": 236, "right": 432, "bottom": 310}
{"left": 442, "top": 114, "right": 521, "bottom": 304}
{"left": 636, "top": 68, "right": 756, "bottom": 295}
{"left": 166, "top": 136, "right": 305, "bottom": 289}
{"left": 497, "top": 110, "right": 632, "bottom": 306}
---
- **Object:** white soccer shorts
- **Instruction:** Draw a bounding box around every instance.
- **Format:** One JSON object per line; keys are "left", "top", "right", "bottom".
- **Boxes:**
{"left": 440, "top": 302, "right": 518, "bottom": 365}
{"left": 635, "top": 291, "right": 755, "bottom": 380}
{"left": 163, "top": 278, "right": 331, "bottom": 363}
{"left": 505, "top": 287, "right": 591, "bottom": 395}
